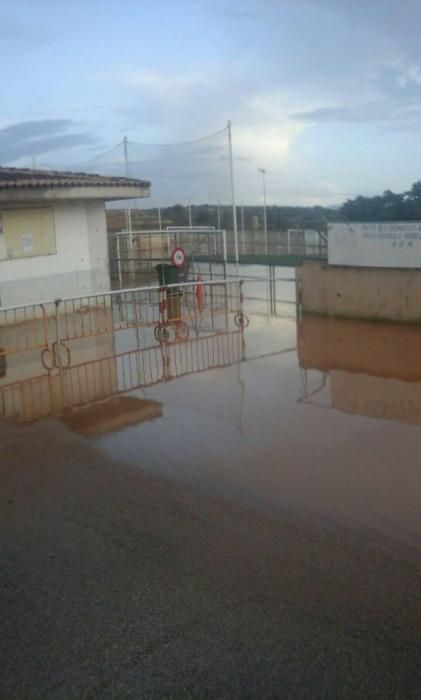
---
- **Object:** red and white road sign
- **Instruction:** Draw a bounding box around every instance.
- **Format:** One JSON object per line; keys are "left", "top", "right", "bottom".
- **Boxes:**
{"left": 171, "top": 247, "right": 185, "bottom": 267}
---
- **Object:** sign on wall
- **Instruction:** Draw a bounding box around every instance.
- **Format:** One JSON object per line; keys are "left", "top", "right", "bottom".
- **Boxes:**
{"left": 21, "top": 233, "right": 34, "bottom": 255}
{"left": 328, "top": 222, "right": 421, "bottom": 268}
{"left": 0, "top": 208, "right": 56, "bottom": 260}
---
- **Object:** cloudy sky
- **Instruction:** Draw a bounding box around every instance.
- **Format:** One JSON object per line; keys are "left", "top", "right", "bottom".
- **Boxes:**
{"left": 2, "top": 0, "right": 421, "bottom": 205}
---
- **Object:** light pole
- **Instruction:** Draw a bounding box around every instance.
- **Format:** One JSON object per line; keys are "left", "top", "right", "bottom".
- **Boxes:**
{"left": 258, "top": 168, "right": 267, "bottom": 254}
{"left": 188, "top": 198, "right": 192, "bottom": 228}
{"left": 124, "top": 136, "right": 134, "bottom": 279}
{"left": 241, "top": 202, "right": 245, "bottom": 255}
{"left": 227, "top": 120, "right": 239, "bottom": 263}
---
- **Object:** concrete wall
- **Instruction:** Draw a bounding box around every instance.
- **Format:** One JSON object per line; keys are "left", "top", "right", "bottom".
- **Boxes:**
{"left": 297, "top": 260, "right": 421, "bottom": 323}
{"left": 0, "top": 200, "right": 110, "bottom": 306}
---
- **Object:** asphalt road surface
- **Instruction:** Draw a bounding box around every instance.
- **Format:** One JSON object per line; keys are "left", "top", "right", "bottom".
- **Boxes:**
{"left": 1, "top": 419, "right": 420, "bottom": 698}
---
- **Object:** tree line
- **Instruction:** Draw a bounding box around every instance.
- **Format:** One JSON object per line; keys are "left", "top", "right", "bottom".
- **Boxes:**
{"left": 107, "top": 204, "right": 338, "bottom": 233}
{"left": 340, "top": 181, "right": 421, "bottom": 221}
{"left": 107, "top": 181, "right": 421, "bottom": 235}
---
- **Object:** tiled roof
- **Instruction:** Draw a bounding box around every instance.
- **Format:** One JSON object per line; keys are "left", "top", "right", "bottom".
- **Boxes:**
{"left": 0, "top": 167, "right": 150, "bottom": 190}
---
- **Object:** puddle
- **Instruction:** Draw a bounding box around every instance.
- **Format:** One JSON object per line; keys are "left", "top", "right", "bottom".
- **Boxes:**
{"left": 1, "top": 274, "right": 421, "bottom": 551}
{"left": 62, "top": 395, "right": 163, "bottom": 436}
{"left": 98, "top": 315, "right": 421, "bottom": 550}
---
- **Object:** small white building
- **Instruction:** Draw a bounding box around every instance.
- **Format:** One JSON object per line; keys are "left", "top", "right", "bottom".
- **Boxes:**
{"left": 0, "top": 167, "right": 150, "bottom": 306}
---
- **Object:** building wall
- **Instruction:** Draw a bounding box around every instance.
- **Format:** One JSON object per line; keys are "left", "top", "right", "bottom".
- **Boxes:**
{"left": 0, "top": 200, "right": 110, "bottom": 306}
{"left": 85, "top": 202, "right": 110, "bottom": 292}
{"left": 297, "top": 260, "right": 421, "bottom": 323}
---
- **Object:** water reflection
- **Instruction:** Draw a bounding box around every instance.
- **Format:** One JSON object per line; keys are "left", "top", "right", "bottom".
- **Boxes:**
{"left": 62, "top": 396, "right": 163, "bottom": 436}
{"left": 4, "top": 305, "right": 421, "bottom": 431}
{"left": 298, "top": 316, "right": 421, "bottom": 425}
{"left": 0, "top": 350, "right": 5, "bottom": 378}
{"left": 0, "top": 328, "right": 244, "bottom": 426}
{"left": 2, "top": 307, "right": 421, "bottom": 545}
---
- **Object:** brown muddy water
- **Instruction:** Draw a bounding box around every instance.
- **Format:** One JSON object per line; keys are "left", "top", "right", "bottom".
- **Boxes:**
{"left": 2, "top": 301, "right": 421, "bottom": 554}
{"left": 102, "top": 315, "right": 421, "bottom": 551}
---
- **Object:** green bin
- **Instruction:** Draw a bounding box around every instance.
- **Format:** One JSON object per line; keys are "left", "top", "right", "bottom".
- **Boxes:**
{"left": 155, "top": 264, "right": 182, "bottom": 320}
{"left": 155, "top": 263, "right": 179, "bottom": 287}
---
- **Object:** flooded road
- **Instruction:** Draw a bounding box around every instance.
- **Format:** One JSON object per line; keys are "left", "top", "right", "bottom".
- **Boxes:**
{"left": 2, "top": 292, "right": 420, "bottom": 551}
{"left": 98, "top": 314, "right": 421, "bottom": 552}
{"left": 2, "top": 278, "right": 421, "bottom": 697}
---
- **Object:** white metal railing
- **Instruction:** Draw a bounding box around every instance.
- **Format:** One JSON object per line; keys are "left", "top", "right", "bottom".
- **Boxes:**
{"left": 0, "top": 300, "right": 58, "bottom": 359}
{"left": 0, "top": 279, "right": 245, "bottom": 364}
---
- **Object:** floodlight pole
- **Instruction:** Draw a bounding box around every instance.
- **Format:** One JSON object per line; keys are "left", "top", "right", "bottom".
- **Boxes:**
{"left": 259, "top": 168, "right": 268, "bottom": 255}
{"left": 188, "top": 198, "right": 192, "bottom": 228}
{"left": 123, "top": 136, "right": 133, "bottom": 276}
{"left": 227, "top": 120, "right": 239, "bottom": 263}
{"left": 241, "top": 203, "right": 245, "bottom": 254}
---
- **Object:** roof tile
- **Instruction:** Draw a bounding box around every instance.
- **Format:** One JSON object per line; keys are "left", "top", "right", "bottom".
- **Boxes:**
{"left": 0, "top": 167, "right": 150, "bottom": 190}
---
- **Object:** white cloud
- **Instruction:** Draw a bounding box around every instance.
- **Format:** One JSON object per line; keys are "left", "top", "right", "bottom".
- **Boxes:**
{"left": 110, "top": 67, "right": 318, "bottom": 203}
{"left": 120, "top": 69, "right": 307, "bottom": 160}
{"left": 396, "top": 63, "right": 421, "bottom": 87}
{"left": 237, "top": 91, "right": 307, "bottom": 161}
{"left": 233, "top": 123, "right": 302, "bottom": 163}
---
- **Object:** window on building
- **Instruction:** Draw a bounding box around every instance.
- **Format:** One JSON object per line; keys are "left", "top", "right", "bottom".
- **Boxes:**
{"left": 0, "top": 208, "right": 56, "bottom": 260}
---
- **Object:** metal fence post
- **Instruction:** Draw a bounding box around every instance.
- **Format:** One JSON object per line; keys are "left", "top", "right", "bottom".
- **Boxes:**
{"left": 297, "top": 279, "right": 303, "bottom": 324}
{"left": 55, "top": 299, "right": 62, "bottom": 371}
{"left": 239, "top": 280, "right": 246, "bottom": 361}
{"left": 116, "top": 236, "right": 123, "bottom": 289}
{"left": 54, "top": 298, "right": 66, "bottom": 410}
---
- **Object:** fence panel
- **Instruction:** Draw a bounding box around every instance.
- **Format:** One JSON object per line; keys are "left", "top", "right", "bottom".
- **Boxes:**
{"left": 1, "top": 279, "right": 243, "bottom": 371}
{"left": 0, "top": 301, "right": 57, "bottom": 360}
